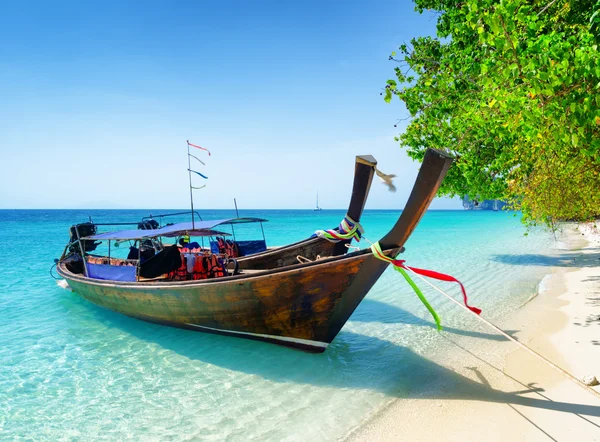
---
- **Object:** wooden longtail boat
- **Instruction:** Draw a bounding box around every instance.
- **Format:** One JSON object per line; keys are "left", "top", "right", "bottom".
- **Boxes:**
{"left": 56, "top": 148, "right": 452, "bottom": 352}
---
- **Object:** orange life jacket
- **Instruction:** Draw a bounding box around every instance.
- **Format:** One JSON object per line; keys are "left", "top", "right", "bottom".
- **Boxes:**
{"left": 216, "top": 237, "right": 227, "bottom": 255}
{"left": 170, "top": 254, "right": 188, "bottom": 280}
{"left": 225, "top": 240, "right": 237, "bottom": 258}
{"left": 216, "top": 237, "right": 237, "bottom": 258}
{"left": 192, "top": 256, "right": 208, "bottom": 280}
{"left": 206, "top": 254, "right": 225, "bottom": 278}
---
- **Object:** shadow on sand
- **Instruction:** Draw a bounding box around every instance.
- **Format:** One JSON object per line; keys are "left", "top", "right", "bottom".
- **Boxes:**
{"left": 491, "top": 249, "right": 600, "bottom": 268}
{"left": 61, "top": 292, "right": 600, "bottom": 420}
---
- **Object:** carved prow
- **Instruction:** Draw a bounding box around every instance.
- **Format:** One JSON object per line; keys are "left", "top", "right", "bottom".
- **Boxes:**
{"left": 379, "top": 148, "right": 453, "bottom": 249}
{"left": 332, "top": 155, "right": 377, "bottom": 255}
{"left": 346, "top": 155, "right": 377, "bottom": 223}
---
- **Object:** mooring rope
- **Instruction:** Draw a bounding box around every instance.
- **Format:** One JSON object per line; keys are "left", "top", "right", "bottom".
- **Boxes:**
{"left": 362, "top": 238, "right": 600, "bottom": 399}
{"left": 404, "top": 265, "right": 600, "bottom": 400}
{"left": 319, "top": 221, "right": 599, "bottom": 398}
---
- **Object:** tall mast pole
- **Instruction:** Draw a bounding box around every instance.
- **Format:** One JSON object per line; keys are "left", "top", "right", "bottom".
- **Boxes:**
{"left": 187, "top": 140, "right": 195, "bottom": 229}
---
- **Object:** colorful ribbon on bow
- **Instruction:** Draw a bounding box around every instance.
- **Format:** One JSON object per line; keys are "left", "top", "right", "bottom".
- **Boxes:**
{"left": 370, "top": 242, "right": 481, "bottom": 330}
{"left": 315, "top": 215, "right": 364, "bottom": 242}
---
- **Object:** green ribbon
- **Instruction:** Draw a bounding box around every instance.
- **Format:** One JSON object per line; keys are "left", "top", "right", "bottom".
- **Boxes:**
{"left": 370, "top": 241, "right": 442, "bottom": 331}
{"left": 394, "top": 266, "right": 442, "bottom": 331}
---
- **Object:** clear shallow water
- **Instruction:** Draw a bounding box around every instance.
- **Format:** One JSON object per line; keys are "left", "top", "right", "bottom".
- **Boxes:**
{"left": 0, "top": 209, "right": 557, "bottom": 440}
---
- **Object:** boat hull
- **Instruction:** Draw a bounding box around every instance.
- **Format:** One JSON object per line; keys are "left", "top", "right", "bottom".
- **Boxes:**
{"left": 58, "top": 249, "right": 398, "bottom": 352}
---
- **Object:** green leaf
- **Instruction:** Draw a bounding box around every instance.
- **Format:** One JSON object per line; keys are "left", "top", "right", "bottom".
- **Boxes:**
{"left": 384, "top": 89, "right": 393, "bottom": 103}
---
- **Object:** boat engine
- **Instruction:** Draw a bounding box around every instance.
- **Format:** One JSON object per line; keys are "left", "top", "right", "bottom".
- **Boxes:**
{"left": 69, "top": 222, "right": 101, "bottom": 253}
{"left": 138, "top": 219, "right": 159, "bottom": 230}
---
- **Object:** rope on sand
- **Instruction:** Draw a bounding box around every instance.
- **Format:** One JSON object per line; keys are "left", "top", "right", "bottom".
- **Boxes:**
{"left": 405, "top": 266, "right": 600, "bottom": 400}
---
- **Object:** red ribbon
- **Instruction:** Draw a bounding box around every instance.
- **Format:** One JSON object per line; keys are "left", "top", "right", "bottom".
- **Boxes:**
{"left": 187, "top": 140, "right": 211, "bottom": 156}
{"left": 391, "top": 259, "right": 482, "bottom": 315}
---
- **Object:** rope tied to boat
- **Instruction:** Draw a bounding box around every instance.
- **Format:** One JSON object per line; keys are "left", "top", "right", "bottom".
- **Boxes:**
{"left": 401, "top": 259, "right": 600, "bottom": 401}
{"left": 370, "top": 242, "right": 481, "bottom": 330}
{"left": 314, "top": 215, "right": 364, "bottom": 243}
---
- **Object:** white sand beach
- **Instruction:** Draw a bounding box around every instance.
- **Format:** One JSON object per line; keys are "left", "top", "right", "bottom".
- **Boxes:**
{"left": 347, "top": 222, "right": 600, "bottom": 442}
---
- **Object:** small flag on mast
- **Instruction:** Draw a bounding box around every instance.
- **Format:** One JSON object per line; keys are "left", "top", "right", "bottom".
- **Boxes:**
{"left": 187, "top": 140, "right": 211, "bottom": 156}
{"left": 188, "top": 153, "right": 205, "bottom": 166}
{"left": 188, "top": 169, "right": 208, "bottom": 179}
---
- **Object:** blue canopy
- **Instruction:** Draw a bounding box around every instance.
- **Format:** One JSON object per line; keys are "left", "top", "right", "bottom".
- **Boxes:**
{"left": 82, "top": 217, "right": 267, "bottom": 241}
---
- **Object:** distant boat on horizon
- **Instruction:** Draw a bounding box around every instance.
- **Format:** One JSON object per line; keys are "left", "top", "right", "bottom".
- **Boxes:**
{"left": 314, "top": 192, "right": 322, "bottom": 211}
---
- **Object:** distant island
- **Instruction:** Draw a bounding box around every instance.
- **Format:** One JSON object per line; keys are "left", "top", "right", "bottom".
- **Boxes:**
{"left": 462, "top": 196, "right": 507, "bottom": 211}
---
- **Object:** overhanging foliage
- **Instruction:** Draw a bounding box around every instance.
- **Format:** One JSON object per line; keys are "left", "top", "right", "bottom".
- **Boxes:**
{"left": 386, "top": 0, "right": 600, "bottom": 225}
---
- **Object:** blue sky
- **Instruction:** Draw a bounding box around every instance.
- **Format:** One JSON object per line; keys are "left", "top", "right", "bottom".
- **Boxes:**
{"left": 0, "top": 1, "right": 462, "bottom": 210}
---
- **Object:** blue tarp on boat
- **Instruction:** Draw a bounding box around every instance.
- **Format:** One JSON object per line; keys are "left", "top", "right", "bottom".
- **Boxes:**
{"left": 82, "top": 218, "right": 268, "bottom": 241}
{"left": 209, "top": 240, "right": 267, "bottom": 257}
{"left": 87, "top": 263, "right": 137, "bottom": 282}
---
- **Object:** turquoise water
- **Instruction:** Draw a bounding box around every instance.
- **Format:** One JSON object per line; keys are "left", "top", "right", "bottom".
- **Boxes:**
{"left": 0, "top": 209, "right": 556, "bottom": 440}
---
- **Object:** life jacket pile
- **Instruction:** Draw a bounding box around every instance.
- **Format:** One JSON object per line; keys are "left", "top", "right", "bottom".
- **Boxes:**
{"left": 87, "top": 256, "right": 135, "bottom": 266}
{"left": 86, "top": 252, "right": 227, "bottom": 280}
{"left": 168, "top": 248, "right": 227, "bottom": 281}
{"left": 216, "top": 237, "right": 239, "bottom": 258}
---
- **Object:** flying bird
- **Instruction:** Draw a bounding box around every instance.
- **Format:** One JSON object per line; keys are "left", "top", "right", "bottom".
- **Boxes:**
{"left": 375, "top": 168, "right": 397, "bottom": 192}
